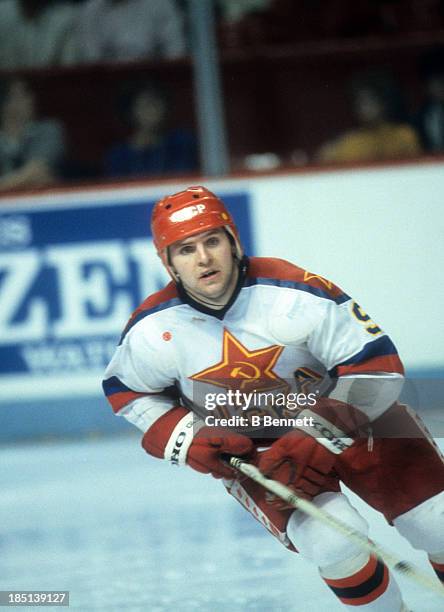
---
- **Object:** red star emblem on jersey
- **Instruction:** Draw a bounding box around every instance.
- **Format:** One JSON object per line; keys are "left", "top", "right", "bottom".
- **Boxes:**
{"left": 190, "top": 329, "right": 289, "bottom": 393}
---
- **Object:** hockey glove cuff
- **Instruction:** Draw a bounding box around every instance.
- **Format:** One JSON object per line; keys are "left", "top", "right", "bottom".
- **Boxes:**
{"left": 142, "top": 407, "right": 255, "bottom": 478}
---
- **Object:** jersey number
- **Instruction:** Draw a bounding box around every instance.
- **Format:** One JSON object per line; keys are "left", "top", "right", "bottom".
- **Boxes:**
{"left": 351, "top": 302, "right": 382, "bottom": 335}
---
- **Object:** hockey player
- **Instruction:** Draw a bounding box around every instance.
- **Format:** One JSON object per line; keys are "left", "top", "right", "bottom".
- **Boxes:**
{"left": 103, "top": 186, "right": 444, "bottom": 610}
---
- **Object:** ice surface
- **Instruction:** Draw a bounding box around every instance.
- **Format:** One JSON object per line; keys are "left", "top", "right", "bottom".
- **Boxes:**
{"left": 0, "top": 435, "right": 443, "bottom": 611}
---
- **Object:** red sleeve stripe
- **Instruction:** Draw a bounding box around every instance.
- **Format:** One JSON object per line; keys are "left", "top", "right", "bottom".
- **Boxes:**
{"left": 329, "top": 336, "right": 404, "bottom": 377}
{"left": 430, "top": 560, "right": 444, "bottom": 582}
{"left": 103, "top": 375, "right": 167, "bottom": 413}
{"left": 430, "top": 560, "right": 444, "bottom": 572}
{"left": 334, "top": 354, "right": 404, "bottom": 377}
{"left": 107, "top": 390, "right": 147, "bottom": 413}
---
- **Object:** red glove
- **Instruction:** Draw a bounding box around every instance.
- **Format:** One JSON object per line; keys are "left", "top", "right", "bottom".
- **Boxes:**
{"left": 258, "top": 398, "right": 366, "bottom": 505}
{"left": 142, "top": 406, "right": 254, "bottom": 478}
{"left": 258, "top": 431, "right": 338, "bottom": 505}
{"left": 187, "top": 427, "right": 255, "bottom": 479}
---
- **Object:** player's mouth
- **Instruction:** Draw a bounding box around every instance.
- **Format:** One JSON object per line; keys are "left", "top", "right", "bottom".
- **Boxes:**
{"left": 199, "top": 269, "right": 219, "bottom": 281}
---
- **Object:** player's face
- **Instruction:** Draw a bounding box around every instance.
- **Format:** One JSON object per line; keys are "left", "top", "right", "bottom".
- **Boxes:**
{"left": 169, "top": 229, "right": 238, "bottom": 307}
{"left": 354, "top": 88, "right": 384, "bottom": 124}
{"left": 132, "top": 91, "right": 166, "bottom": 131}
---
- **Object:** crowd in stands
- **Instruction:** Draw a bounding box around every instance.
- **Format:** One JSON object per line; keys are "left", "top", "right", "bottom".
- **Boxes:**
{"left": 0, "top": 78, "right": 65, "bottom": 192}
{"left": 1, "top": 1, "right": 441, "bottom": 71}
{"left": 0, "top": 0, "right": 186, "bottom": 70}
{"left": 416, "top": 47, "right": 444, "bottom": 153}
{"left": 0, "top": 0, "right": 443, "bottom": 190}
{"left": 315, "top": 71, "right": 422, "bottom": 164}
{"left": 103, "top": 80, "right": 198, "bottom": 179}
{"left": 313, "top": 47, "right": 444, "bottom": 165}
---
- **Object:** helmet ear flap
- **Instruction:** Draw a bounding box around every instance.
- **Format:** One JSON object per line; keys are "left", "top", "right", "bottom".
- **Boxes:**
{"left": 159, "top": 247, "right": 179, "bottom": 281}
{"left": 224, "top": 226, "right": 243, "bottom": 262}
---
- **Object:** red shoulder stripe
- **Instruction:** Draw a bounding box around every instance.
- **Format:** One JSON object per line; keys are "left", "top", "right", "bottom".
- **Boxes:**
{"left": 120, "top": 281, "right": 179, "bottom": 342}
{"left": 130, "top": 281, "right": 177, "bottom": 322}
{"left": 248, "top": 257, "right": 345, "bottom": 300}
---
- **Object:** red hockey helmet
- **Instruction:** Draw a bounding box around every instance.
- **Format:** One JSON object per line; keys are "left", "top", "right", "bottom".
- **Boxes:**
{"left": 151, "top": 186, "right": 243, "bottom": 273}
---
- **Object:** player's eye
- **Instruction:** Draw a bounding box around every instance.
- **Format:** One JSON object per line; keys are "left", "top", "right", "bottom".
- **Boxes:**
{"left": 206, "top": 236, "right": 219, "bottom": 247}
{"left": 179, "top": 245, "right": 195, "bottom": 255}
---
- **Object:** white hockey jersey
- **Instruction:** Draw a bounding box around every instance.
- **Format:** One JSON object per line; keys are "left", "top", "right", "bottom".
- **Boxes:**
{"left": 103, "top": 257, "right": 404, "bottom": 436}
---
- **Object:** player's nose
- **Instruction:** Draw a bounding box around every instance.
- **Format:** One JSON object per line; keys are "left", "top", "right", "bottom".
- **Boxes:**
{"left": 196, "top": 243, "right": 212, "bottom": 265}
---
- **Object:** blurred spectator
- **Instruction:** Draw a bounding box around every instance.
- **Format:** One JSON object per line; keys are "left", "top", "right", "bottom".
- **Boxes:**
{"left": 0, "top": 78, "right": 66, "bottom": 191}
{"left": 316, "top": 71, "right": 422, "bottom": 164}
{"left": 0, "top": 0, "right": 79, "bottom": 70}
{"left": 73, "top": 0, "right": 186, "bottom": 64}
{"left": 416, "top": 47, "right": 444, "bottom": 153}
{"left": 218, "top": 0, "right": 271, "bottom": 24}
{"left": 217, "top": 0, "right": 271, "bottom": 47}
{"left": 104, "top": 80, "right": 198, "bottom": 179}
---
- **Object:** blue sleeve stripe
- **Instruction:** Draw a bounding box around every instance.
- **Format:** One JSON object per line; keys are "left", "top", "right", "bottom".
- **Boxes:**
{"left": 102, "top": 375, "right": 132, "bottom": 397}
{"left": 102, "top": 376, "right": 180, "bottom": 401}
{"left": 119, "top": 297, "right": 182, "bottom": 345}
{"left": 328, "top": 335, "right": 399, "bottom": 376}
{"left": 245, "top": 276, "right": 350, "bottom": 305}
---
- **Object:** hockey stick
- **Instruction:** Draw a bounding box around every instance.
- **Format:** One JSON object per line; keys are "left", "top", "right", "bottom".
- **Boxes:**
{"left": 228, "top": 456, "right": 444, "bottom": 597}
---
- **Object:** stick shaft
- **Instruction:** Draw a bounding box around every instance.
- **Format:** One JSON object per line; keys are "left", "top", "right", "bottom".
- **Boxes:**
{"left": 229, "top": 457, "right": 444, "bottom": 597}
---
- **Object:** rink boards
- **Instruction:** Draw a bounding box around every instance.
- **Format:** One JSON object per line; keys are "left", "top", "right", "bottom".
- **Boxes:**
{"left": 0, "top": 160, "right": 443, "bottom": 439}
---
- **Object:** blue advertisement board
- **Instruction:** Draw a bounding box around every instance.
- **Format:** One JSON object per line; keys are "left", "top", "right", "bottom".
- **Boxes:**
{"left": 0, "top": 189, "right": 253, "bottom": 419}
